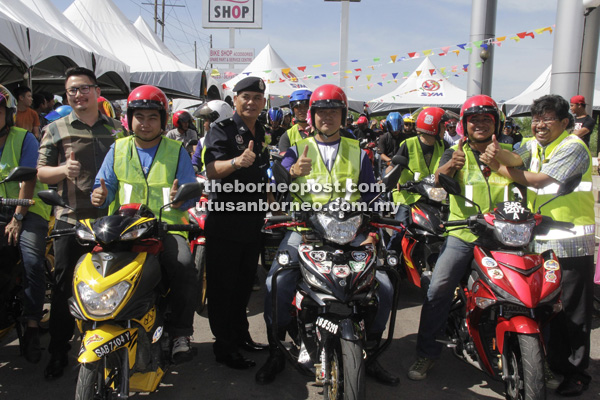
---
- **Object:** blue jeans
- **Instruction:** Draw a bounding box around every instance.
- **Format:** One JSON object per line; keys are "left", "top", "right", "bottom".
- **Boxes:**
{"left": 416, "top": 235, "right": 474, "bottom": 358}
{"left": 264, "top": 230, "right": 393, "bottom": 334}
{"left": 386, "top": 204, "right": 410, "bottom": 253}
{"left": 20, "top": 212, "right": 49, "bottom": 323}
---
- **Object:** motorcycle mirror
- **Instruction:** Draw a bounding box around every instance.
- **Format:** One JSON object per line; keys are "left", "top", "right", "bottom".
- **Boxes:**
{"left": 171, "top": 182, "right": 203, "bottom": 205}
{"left": 438, "top": 174, "right": 461, "bottom": 195}
{"left": 272, "top": 160, "right": 291, "bottom": 187}
{"left": 37, "top": 189, "right": 74, "bottom": 210}
{"left": 382, "top": 163, "right": 402, "bottom": 193}
{"left": 188, "top": 139, "right": 198, "bottom": 147}
{"left": 0, "top": 166, "right": 37, "bottom": 183}
{"left": 391, "top": 155, "right": 409, "bottom": 168}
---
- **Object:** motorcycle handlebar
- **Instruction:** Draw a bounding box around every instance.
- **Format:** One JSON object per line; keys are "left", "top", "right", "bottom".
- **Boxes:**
{"left": 373, "top": 216, "right": 401, "bottom": 226}
{"left": 1, "top": 198, "right": 34, "bottom": 206}
{"left": 444, "top": 219, "right": 468, "bottom": 227}
{"left": 266, "top": 215, "right": 294, "bottom": 223}
{"left": 166, "top": 224, "right": 202, "bottom": 232}
{"left": 540, "top": 216, "right": 574, "bottom": 230}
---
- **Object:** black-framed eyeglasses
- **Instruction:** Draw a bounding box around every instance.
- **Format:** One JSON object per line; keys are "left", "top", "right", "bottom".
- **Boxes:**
{"left": 66, "top": 85, "right": 98, "bottom": 96}
{"left": 531, "top": 117, "right": 559, "bottom": 126}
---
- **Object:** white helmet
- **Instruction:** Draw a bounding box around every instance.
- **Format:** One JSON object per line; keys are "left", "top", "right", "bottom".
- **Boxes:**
{"left": 194, "top": 100, "right": 233, "bottom": 127}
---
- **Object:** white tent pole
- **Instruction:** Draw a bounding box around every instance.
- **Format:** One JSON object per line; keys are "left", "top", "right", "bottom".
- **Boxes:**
{"left": 229, "top": 28, "right": 235, "bottom": 71}
{"left": 339, "top": 0, "right": 349, "bottom": 93}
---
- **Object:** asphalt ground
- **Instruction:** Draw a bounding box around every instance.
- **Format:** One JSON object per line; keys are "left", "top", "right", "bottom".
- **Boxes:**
{"left": 1, "top": 268, "right": 599, "bottom": 400}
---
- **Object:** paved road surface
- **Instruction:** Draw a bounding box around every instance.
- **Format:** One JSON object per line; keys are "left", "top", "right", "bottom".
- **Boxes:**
{"left": 1, "top": 269, "right": 599, "bottom": 399}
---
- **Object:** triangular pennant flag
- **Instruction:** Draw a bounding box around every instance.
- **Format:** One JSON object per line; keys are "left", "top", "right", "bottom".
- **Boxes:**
{"left": 377, "top": 82, "right": 383, "bottom": 87}
{"left": 441, "top": 46, "right": 450, "bottom": 54}
{"left": 392, "top": 73, "right": 398, "bottom": 79}
{"left": 345, "top": 70, "right": 352, "bottom": 74}
{"left": 243, "top": 72, "right": 251, "bottom": 76}
{"left": 473, "top": 40, "right": 483, "bottom": 48}
{"left": 366, "top": 75, "right": 373, "bottom": 81}
{"left": 373, "top": 57, "right": 380, "bottom": 62}
{"left": 330, "top": 62, "right": 338, "bottom": 66}
{"left": 321, "top": 74, "right": 327, "bottom": 78}
{"left": 423, "top": 50, "right": 433, "bottom": 56}
{"left": 264, "top": 70, "right": 271, "bottom": 73}
{"left": 452, "top": 50, "right": 460, "bottom": 56}
{"left": 313, "top": 64, "right": 322, "bottom": 68}
{"left": 429, "top": 69, "right": 435, "bottom": 76}
{"left": 332, "top": 71, "right": 339, "bottom": 75}
{"left": 351, "top": 59, "right": 359, "bottom": 62}
{"left": 298, "top": 66, "right": 306, "bottom": 72}
{"left": 481, "top": 43, "right": 489, "bottom": 50}
{"left": 416, "top": 70, "right": 422, "bottom": 77}
{"left": 408, "top": 52, "right": 417, "bottom": 58}
{"left": 355, "top": 68, "right": 362, "bottom": 72}
{"left": 462, "top": 64, "right": 469, "bottom": 72}
{"left": 282, "top": 68, "right": 290, "bottom": 75}
{"left": 511, "top": 36, "right": 521, "bottom": 42}
{"left": 390, "top": 55, "right": 397, "bottom": 63}
{"left": 381, "top": 73, "right": 387, "bottom": 79}
{"left": 476, "top": 62, "right": 482, "bottom": 68}
{"left": 457, "top": 43, "right": 467, "bottom": 49}
{"left": 465, "top": 47, "right": 473, "bottom": 54}
{"left": 355, "top": 76, "right": 360, "bottom": 81}
{"left": 403, "top": 71, "right": 409, "bottom": 77}
{"left": 211, "top": 68, "right": 220, "bottom": 76}
{"left": 440, "top": 67, "right": 447, "bottom": 74}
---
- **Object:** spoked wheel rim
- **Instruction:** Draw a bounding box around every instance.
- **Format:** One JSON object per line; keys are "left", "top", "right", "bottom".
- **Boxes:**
{"left": 327, "top": 350, "right": 341, "bottom": 400}
{"left": 505, "top": 342, "right": 523, "bottom": 400}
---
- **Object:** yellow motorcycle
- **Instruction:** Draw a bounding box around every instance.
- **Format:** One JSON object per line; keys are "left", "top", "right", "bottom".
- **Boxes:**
{"left": 39, "top": 183, "right": 202, "bottom": 400}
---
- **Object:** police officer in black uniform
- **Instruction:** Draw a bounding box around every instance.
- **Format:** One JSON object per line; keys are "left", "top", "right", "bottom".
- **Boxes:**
{"left": 203, "top": 76, "right": 270, "bottom": 369}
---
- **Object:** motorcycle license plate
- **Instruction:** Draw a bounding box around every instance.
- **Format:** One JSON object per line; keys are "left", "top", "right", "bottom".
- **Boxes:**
{"left": 92, "top": 331, "right": 132, "bottom": 358}
{"left": 316, "top": 317, "right": 339, "bottom": 335}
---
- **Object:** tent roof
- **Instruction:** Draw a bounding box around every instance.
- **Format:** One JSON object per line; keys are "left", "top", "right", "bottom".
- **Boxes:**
{"left": 502, "top": 66, "right": 600, "bottom": 116}
{"left": 367, "top": 57, "right": 466, "bottom": 114}
{"left": 21, "top": 0, "right": 130, "bottom": 95}
{"left": 133, "top": 16, "right": 179, "bottom": 62}
{"left": 64, "top": 0, "right": 203, "bottom": 98}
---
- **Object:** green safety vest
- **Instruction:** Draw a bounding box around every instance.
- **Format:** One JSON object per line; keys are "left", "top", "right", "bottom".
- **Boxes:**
{"left": 109, "top": 136, "right": 188, "bottom": 238}
{"left": 448, "top": 143, "right": 515, "bottom": 243}
{"left": 392, "top": 137, "right": 445, "bottom": 205}
{"left": 0, "top": 127, "right": 51, "bottom": 221}
{"left": 287, "top": 124, "right": 309, "bottom": 148}
{"left": 292, "top": 136, "right": 362, "bottom": 205}
{"left": 527, "top": 131, "right": 595, "bottom": 240}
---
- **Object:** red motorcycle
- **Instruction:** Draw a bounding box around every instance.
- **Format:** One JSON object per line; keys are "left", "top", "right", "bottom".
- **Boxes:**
{"left": 437, "top": 173, "right": 580, "bottom": 400}
{"left": 187, "top": 174, "right": 208, "bottom": 314}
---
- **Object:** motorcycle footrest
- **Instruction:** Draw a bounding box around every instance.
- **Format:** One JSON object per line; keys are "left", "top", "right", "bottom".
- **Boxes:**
{"left": 435, "top": 338, "right": 458, "bottom": 347}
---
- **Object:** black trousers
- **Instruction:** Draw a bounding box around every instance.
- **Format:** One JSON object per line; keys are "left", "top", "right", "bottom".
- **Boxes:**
{"left": 206, "top": 234, "right": 259, "bottom": 357}
{"left": 547, "top": 255, "right": 594, "bottom": 380}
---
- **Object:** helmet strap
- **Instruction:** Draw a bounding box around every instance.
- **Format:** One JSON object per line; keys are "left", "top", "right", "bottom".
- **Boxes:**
{"left": 134, "top": 131, "right": 163, "bottom": 143}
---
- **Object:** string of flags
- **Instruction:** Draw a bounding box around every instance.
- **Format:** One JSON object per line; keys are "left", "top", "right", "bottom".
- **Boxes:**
{"left": 214, "top": 24, "right": 554, "bottom": 92}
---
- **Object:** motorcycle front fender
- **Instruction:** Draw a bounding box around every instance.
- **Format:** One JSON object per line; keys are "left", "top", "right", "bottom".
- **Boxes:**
{"left": 78, "top": 324, "right": 138, "bottom": 369}
{"left": 496, "top": 316, "right": 540, "bottom": 354}
{"left": 338, "top": 318, "right": 365, "bottom": 342}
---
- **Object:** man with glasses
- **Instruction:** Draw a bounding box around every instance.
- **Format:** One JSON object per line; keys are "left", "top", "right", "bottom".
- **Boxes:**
{"left": 482, "top": 94, "right": 594, "bottom": 396}
{"left": 37, "top": 67, "right": 126, "bottom": 380}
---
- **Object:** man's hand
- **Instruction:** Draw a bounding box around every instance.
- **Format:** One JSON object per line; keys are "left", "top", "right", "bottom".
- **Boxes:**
{"left": 480, "top": 134, "right": 500, "bottom": 166}
{"left": 449, "top": 138, "right": 466, "bottom": 170}
{"left": 65, "top": 151, "right": 81, "bottom": 179}
{"left": 235, "top": 140, "right": 256, "bottom": 168}
{"left": 292, "top": 145, "right": 312, "bottom": 177}
{"left": 5, "top": 218, "right": 22, "bottom": 246}
{"left": 170, "top": 179, "right": 183, "bottom": 208}
{"left": 91, "top": 178, "right": 108, "bottom": 207}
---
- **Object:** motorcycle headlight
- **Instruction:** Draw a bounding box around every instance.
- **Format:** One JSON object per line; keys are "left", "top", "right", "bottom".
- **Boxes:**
{"left": 424, "top": 186, "right": 447, "bottom": 202}
{"left": 77, "top": 281, "right": 131, "bottom": 317}
{"left": 121, "top": 225, "right": 150, "bottom": 241}
{"left": 493, "top": 220, "right": 535, "bottom": 246}
{"left": 315, "top": 214, "right": 362, "bottom": 245}
{"left": 77, "top": 228, "right": 95, "bottom": 241}
{"left": 301, "top": 267, "right": 331, "bottom": 294}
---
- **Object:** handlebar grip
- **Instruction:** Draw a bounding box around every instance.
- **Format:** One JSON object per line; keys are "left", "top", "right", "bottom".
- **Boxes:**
{"left": 1, "top": 198, "right": 35, "bottom": 206}
{"left": 265, "top": 215, "right": 294, "bottom": 223}
{"left": 444, "top": 220, "right": 468, "bottom": 227}
{"left": 166, "top": 224, "right": 202, "bottom": 232}
{"left": 50, "top": 228, "right": 76, "bottom": 235}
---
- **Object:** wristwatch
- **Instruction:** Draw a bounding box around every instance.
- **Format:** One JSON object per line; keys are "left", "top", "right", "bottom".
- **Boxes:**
{"left": 13, "top": 212, "right": 23, "bottom": 222}
{"left": 231, "top": 157, "right": 241, "bottom": 170}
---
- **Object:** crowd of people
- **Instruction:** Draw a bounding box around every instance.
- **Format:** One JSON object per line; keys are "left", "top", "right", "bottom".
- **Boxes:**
{"left": 0, "top": 66, "right": 597, "bottom": 398}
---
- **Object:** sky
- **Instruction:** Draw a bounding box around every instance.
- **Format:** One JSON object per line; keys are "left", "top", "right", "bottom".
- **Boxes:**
{"left": 50, "top": 0, "right": 600, "bottom": 103}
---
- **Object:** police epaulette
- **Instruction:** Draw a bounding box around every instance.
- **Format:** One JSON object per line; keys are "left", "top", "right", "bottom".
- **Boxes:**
{"left": 217, "top": 118, "right": 234, "bottom": 128}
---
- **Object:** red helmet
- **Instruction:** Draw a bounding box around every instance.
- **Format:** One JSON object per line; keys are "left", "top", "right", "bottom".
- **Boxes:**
{"left": 416, "top": 107, "right": 445, "bottom": 136}
{"left": 460, "top": 95, "right": 500, "bottom": 136}
{"left": 309, "top": 84, "right": 348, "bottom": 128}
{"left": 172, "top": 110, "right": 192, "bottom": 129}
{"left": 356, "top": 115, "right": 368, "bottom": 125}
{"left": 127, "top": 85, "right": 169, "bottom": 131}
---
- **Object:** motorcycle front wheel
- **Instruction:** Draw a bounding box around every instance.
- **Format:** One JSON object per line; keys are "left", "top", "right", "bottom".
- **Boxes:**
{"left": 503, "top": 333, "right": 545, "bottom": 400}
{"left": 194, "top": 245, "right": 207, "bottom": 315}
{"left": 75, "top": 349, "right": 126, "bottom": 400}
{"left": 324, "top": 339, "right": 366, "bottom": 400}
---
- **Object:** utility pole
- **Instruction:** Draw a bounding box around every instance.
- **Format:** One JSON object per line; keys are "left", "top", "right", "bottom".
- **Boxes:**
{"left": 210, "top": 34, "right": 213, "bottom": 69}
{"left": 142, "top": 1, "right": 185, "bottom": 42}
{"left": 194, "top": 41, "right": 197, "bottom": 69}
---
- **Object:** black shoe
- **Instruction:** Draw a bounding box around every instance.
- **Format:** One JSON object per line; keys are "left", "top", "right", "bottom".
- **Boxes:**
{"left": 240, "top": 338, "right": 269, "bottom": 352}
{"left": 23, "top": 327, "right": 41, "bottom": 364}
{"left": 216, "top": 352, "right": 256, "bottom": 370}
{"left": 366, "top": 360, "right": 400, "bottom": 386}
{"left": 44, "top": 352, "right": 68, "bottom": 381}
{"left": 556, "top": 376, "right": 590, "bottom": 397}
{"left": 255, "top": 352, "right": 285, "bottom": 385}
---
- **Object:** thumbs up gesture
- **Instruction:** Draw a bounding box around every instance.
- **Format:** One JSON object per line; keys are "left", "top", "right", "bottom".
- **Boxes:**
{"left": 480, "top": 134, "right": 500, "bottom": 171}
{"left": 65, "top": 151, "right": 81, "bottom": 179}
{"left": 449, "top": 138, "right": 466, "bottom": 170}
{"left": 235, "top": 140, "right": 256, "bottom": 168}
{"left": 91, "top": 178, "right": 108, "bottom": 207}
{"left": 293, "top": 145, "right": 312, "bottom": 177}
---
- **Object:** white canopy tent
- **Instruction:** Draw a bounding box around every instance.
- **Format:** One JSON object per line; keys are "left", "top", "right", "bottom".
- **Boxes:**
{"left": 367, "top": 57, "right": 467, "bottom": 114}
{"left": 20, "top": 0, "right": 130, "bottom": 96}
{"left": 0, "top": 0, "right": 92, "bottom": 87}
{"left": 502, "top": 66, "right": 600, "bottom": 116}
{"left": 133, "top": 16, "right": 179, "bottom": 62}
{"left": 64, "top": 0, "right": 205, "bottom": 98}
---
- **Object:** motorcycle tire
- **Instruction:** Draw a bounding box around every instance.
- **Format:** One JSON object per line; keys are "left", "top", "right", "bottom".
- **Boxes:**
{"left": 325, "top": 340, "right": 366, "bottom": 400}
{"left": 75, "top": 361, "right": 103, "bottom": 400}
{"left": 194, "top": 245, "right": 208, "bottom": 315}
{"left": 503, "top": 333, "right": 545, "bottom": 400}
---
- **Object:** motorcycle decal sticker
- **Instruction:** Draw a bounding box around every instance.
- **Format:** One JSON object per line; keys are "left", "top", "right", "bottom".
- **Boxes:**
{"left": 310, "top": 251, "right": 327, "bottom": 262}
{"left": 299, "top": 245, "right": 313, "bottom": 252}
{"left": 334, "top": 249, "right": 344, "bottom": 254}
{"left": 545, "top": 271, "right": 557, "bottom": 283}
{"left": 316, "top": 261, "right": 332, "bottom": 274}
{"left": 488, "top": 268, "right": 504, "bottom": 279}
{"left": 295, "top": 292, "right": 304, "bottom": 310}
{"left": 544, "top": 260, "right": 559, "bottom": 271}
{"left": 316, "top": 316, "right": 339, "bottom": 335}
{"left": 339, "top": 280, "right": 347, "bottom": 287}
{"left": 332, "top": 265, "right": 350, "bottom": 278}
{"left": 85, "top": 333, "right": 104, "bottom": 346}
{"left": 92, "top": 331, "right": 132, "bottom": 358}
{"left": 152, "top": 326, "right": 163, "bottom": 343}
{"left": 349, "top": 260, "right": 365, "bottom": 272}
{"left": 351, "top": 251, "right": 368, "bottom": 262}
{"left": 481, "top": 257, "right": 497, "bottom": 268}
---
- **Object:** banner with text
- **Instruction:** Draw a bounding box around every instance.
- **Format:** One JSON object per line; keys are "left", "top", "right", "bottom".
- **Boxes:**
{"left": 202, "top": 0, "right": 262, "bottom": 29}
{"left": 209, "top": 48, "right": 255, "bottom": 64}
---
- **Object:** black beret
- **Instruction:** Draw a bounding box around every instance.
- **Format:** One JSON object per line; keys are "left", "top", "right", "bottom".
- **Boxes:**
{"left": 233, "top": 76, "right": 266, "bottom": 94}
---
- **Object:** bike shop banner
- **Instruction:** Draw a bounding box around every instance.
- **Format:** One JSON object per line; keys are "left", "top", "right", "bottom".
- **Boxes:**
{"left": 202, "top": 0, "right": 263, "bottom": 29}
{"left": 209, "top": 48, "right": 255, "bottom": 64}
